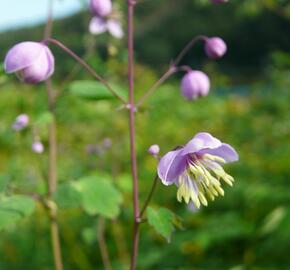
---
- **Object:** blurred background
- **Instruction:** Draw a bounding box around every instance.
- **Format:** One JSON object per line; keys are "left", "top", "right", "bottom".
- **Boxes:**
{"left": 0, "top": 0, "right": 290, "bottom": 269}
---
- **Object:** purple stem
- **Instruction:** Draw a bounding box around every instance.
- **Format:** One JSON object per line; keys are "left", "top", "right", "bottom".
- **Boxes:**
{"left": 44, "top": 38, "right": 127, "bottom": 104}
{"left": 137, "top": 35, "right": 206, "bottom": 107}
{"left": 127, "top": 1, "right": 140, "bottom": 270}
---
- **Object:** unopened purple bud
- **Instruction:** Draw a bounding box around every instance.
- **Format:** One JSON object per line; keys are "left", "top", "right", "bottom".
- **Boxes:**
{"left": 211, "top": 0, "right": 228, "bottom": 3}
{"left": 12, "top": 114, "right": 29, "bottom": 131}
{"left": 148, "top": 144, "right": 160, "bottom": 156}
{"left": 181, "top": 71, "right": 210, "bottom": 101}
{"left": 32, "top": 141, "right": 44, "bottom": 154}
{"left": 205, "top": 37, "right": 227, "bottom": 59}
{"left": 4, "top": 41, "right": 55, "bottom": 84}
{"left": 90, "top": 0, "right": 112, "bottom": 17}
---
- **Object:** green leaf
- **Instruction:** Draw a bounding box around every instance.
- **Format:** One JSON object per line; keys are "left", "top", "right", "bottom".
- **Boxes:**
{"left": 34, "top": 111, "right": 53, "bottom": 127}
{"left": 147, "top": 207, "right": 175, "bottom": 242}
{"left": 69, "top": 80, "right": 126, "bottom": 101}
{"left": 53, "top": 182, "right": 82, "bottom": 209}
{"left": 0, "top": 195, "right": 35, "bottom": 230}
{"left": 74, "top": 174, "right": 122, "bottom": 219}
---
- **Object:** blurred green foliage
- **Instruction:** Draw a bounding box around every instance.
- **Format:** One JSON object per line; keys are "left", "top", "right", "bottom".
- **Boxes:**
{"left": 0, "top": 0, "right": 290, "bottom": 269}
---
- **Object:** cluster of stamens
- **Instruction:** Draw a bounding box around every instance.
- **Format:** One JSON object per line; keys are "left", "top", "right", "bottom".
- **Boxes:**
{"left": 177, "top": 153, "right": 234, "bottom": 208}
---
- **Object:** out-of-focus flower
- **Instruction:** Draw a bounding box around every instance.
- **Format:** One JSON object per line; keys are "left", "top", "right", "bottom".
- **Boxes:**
{"left": 205, "top": 37, "right": 227, "bottom": 59}
{"left": 90, "top": 0, "right": 112, "bottom": 17}
{"left": 148, "top": 144, "right": 160, "bottom": 157}
{"left": 181, "top": 70, "right": 210, "bottom": 101}
{"left": 89, "top": 17, "right": 123, "bottom": 39}
{"left": 211, "top": 0, "right": 228, "bottom": 3}
{"left": 4, "top": 42, "right": 54, "bottom": 84}
{"left": 12, "top": 114, "right": 29, "bottom": 131}
{"left": 32, "top": 141, "right": 44, "bottom": 154}
{"left": 103, "top": 138, "right": 112, "bottom": 149}
{"left": 157, "top": 132, "right": 238, "bottom": 208}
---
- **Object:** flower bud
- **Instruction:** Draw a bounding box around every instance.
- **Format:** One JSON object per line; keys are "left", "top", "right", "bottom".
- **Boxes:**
{"left": 90, "top": 0, "right": 112, "bottom": 17}
{"left": 12, "top": 114, "right": 29, "bottom": 131}
{"left": 32, "top": 141, "right": 44, "bottom": 154}
{"left": 181, "top": 71, "right": 210, "bottom": 100}
{"left": 4, "top": 42, "right": 55, "bottom": 84}
{"left": 211, "top": 0, "right": 228, "bottom": 3}
{"left": 204, "top": 37, "right": 227, "bottom": 59}
{"left": 148, "top": 144, "right": 160, "bottom": 156}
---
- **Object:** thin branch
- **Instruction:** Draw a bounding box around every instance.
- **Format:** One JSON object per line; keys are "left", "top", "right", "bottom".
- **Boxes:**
{"left": 44, "top": 38, "right": 127, "bottom": 104}
{"left": 127, "top": 0, "right": 140, "bottom": 269}
{"left": 43, "top": 1, "right": 64, "bottom": 270}
{"left": 136, "top": 35, "right": 206, "bottom": 107}
{"left": 136, "top": 67, "right": 177, "bottom": 107}
{"left": 97, "top": 218, "right": 113, "bottom": 270}
{"left": 173, "top": 35, "right": 206, "bottom": 66}
{"left": 139, "top": 174, "right": 159, "bottom": 219}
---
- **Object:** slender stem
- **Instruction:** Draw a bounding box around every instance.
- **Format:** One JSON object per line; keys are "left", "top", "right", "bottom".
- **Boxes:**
{"left": 44, "top": 0, "right": 53, "bottom": 39}
{"left": 43, "top": 2, "right": 63, "bottom": 270}
{"left": 173, "top": 35, "right": 206, "bottom": 66}
{"left": 136, "top": 67, "right": 177, "bottom": 107}
{"left": 97, "top": 218, "right": 112, "bottom": 270}
{"left": 44, "top": 38, "right": 127, "bottom": 104}
{"left": 127, "top": 1, "right": 140, "bottom": 270}
{"left": 45, "top": 74, "right": 64, "bottom": 270}
{"left": 139, "top": 174, "right": 159, "bottom": 219}
{"left": 137, "top": 35, "right": 206, "bottom": 107}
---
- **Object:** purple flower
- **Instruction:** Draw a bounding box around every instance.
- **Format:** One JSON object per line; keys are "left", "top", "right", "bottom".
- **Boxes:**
{"left": 157, "top": 132, "right": 238, "bottom": 208}
{"left": 12, "top": 114, "right": 29, "bottom": 131}
{"left": 205, "top": 37, "right": 227, "bottom": 59}
{"left": 32, "top": 141, "right": 44, "bottom": 154}
{"left": 211, "top": 0, "right": 228, "bottom": 3}
{"left": 4, "top": 42, "right": 55, "bottom": 84}
{"left": 89, "top": 16, "right": 124, "bottom": 39}
{"left": 148, "top": 144, "right": 160, "bottom": 156}
{"left": 90, "top": 0, "right": 112, "bottom": 17}
{"left": 103, "top": 138, "right": 112, "bottom": 149}
{"left": 181, "top": 70, "right": 210, "bottom": 101}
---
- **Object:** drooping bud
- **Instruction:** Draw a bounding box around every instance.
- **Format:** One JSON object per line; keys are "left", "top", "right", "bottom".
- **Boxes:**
{"left": 12, "top": 114, "right": 29, "bottom": 131}
{"left": 181, "top": 71, "right": 210, "bottom": 100}
{"left": 32, "top": 141, "right": 44, "bottom": 154}
{"left": 148, "top": 144, "right": 160, "bottom": 157}
{"left": 211, "top": 0, "right": 228, "bottom": 3}
{"left": 204, "top": 37, "right": 227, "bottom": 59}
{"left": 90, "top": 0, "right": 112, "bottom": 17}
{"left": 4, "top": 42, "right": 55, "bottom": 84}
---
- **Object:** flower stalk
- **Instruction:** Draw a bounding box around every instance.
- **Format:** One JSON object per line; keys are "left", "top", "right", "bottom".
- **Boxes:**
{"left": 43, "top": 1, "right": 64, "bottom": 269}
{"left": 127, "top": 0, "right": 140, "bottom": 269}
{"left": 44, "top": 38, "right": 127, "bottom": 104}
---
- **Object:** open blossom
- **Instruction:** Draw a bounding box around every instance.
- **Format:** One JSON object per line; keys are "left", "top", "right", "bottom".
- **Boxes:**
{"left": 89, "top": 16, "right": 123, "bottom": 39}
{"left": 205, "top": 37, "right": 227, "bottom": 59}
{"left": 90, "top": 0, "right": 112, "bottom": 17}
{"left": 181, "top": 70, "right": 210, "bottom": 100}
{"left": 157, "top": 132, "right": 238, "bottom": 208}
{"left": 12, "top": 114, "right": 29, "bottom": 131}
{"left": 4, "top": 42, "right": 54, "bottom": 84}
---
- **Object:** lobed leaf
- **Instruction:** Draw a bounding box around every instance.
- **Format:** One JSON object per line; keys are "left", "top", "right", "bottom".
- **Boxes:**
{"left": 0, "top": 195, "right": 35, "bottom": 230}
{"left": 74, "top": 174, "right": 122, "bottom": 219}
{"left": 147, "top": 207, "right": 175, "bottom": 242}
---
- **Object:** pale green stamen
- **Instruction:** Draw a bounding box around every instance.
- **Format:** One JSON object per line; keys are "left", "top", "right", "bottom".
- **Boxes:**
{"left": 176, "top": 153, "right": 234, "bottom": 208}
